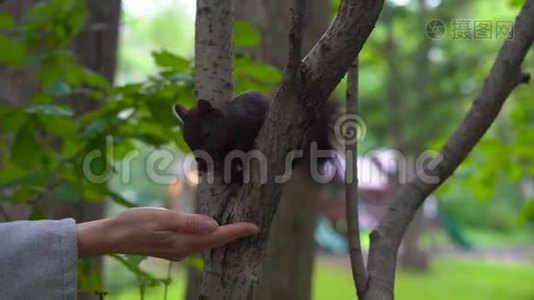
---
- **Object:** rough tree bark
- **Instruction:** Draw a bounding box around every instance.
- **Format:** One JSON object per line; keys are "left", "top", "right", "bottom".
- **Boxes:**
{"left": 195, "top": 0, "right": 385, "bottom": 299}
{"left": 364, "top": 1, "right": 534, "bottom": 298}
{"left": 233, "top": 1, "right": 331, "bottom": 299}
{"left": 186, "top": 1, "right": 236, "bottom": 299}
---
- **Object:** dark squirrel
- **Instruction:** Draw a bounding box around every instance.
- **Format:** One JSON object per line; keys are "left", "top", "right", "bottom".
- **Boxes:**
{"left": 174, "top": 91, "right": 336, "bottom": 180}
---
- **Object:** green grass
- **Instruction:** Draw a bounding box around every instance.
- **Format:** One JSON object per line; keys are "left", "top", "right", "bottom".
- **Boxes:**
{"left": 314, "top": 259, "right": 534, "bottom": 300}
{"left": 463, "top": 227, "right": 534, "bottom": 247}
{"left": 420, "top": 227, "right": 534, "bottom": 249}
{"left": 108, "top": 258, "right": 534, "bottom": 300}
{"left": 396, "top": 260, "right": 534, "bottom": 300}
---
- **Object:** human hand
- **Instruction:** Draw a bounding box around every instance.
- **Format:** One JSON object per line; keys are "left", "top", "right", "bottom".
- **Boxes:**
{"left": 77, "top": 207, "right": 259, "bottom": 260}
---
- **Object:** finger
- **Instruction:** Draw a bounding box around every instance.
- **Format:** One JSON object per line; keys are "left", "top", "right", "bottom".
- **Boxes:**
{"left": 162, "top": 212, "right": 219, "bottom": 234}
{"left": 190, "top": 222, "right": 259, "bottom": 251}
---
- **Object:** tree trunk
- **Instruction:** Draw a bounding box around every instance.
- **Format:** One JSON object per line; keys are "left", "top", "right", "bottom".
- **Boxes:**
{"left": 234, "top": 1, "right": 331, "bottom": 299}
{"left": 194, "top": 0, "right": 236, "bottom": 297}
{"left": 256, "top": 166, "right": 321, "bottom": 300}
{"left": 396, "top": 0, "right": 434, "bottom": 271}
{"left": 193, "top": 0, "right": 384, "bottom": 298}
{"left": 383, "top": 3, "right": 429, "bottom": 272}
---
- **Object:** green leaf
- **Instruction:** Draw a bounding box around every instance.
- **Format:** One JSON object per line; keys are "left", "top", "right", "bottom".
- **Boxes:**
{"left": 234, "top": 20, "right": 260, "bottom": 47}
{"left": 517, "top": 200, "right": 534, "bottom": 224}
{"left": 112, "top": 83, "right": 144, "bottom": 96}
{"left": 82, "top": 182, "right": 108, "bottom": 202}
{"left": 234, "top": 55, "right": 282, "bottom": 93}
{"left": 112, "top": 138, "right": 136, "bottom": 159}
{"left": 147, "top": 101, "right": 176, "bottom": 127}
{"left": 0, "top": 13, "right": 16, "bottom": 29}
{"left": 125, "top": 255, "right": 146, "bottom": 267}
{"left": 29, "top": 205, "right": 46, "bottom": 220}
{"left": 109, "top": 254, "right": 163, "bottom": 286}
{"left": 509, "top": 0, "right": 526, "bottom": 8}
{"left": 38, "top": 114, "right": 78, "bottom": 139}
{"left": 78, "top": 258, "right": 105, "bottom": 293}
{"left": 9, "top": 187, "right": 39, "bottom": 204}
{"left": 131, "top": 122, "right": 173, "bottom": 146}
{"left": 43, "top": 79, "right": 71, "bottom": 97}
{"left": 64, "top": 0, "right": 89, "bottom": 37}
{"left": 0, "top": 107, "right": 28, "bottom": 132}
{"left": 186, "top": 257, "right": 205, "bottom": 271}
{"left": 25, "top": 104, "right": 73, "bottom": 117}
{"left": 81, "top": 119, "right": 107, "bottom": 139}
{"left": 152, "top": 50, "right": 190, "bottom": 72}
{"left": 0, "top": 36, "right": 26, "bottom": 65}
{"left": 31, "top": 93, "right": 54, "bottom": 104}
{"left": 61, "top": 140, "right": 85, "bottom": 157}
{"left": 0, "top": 170, "right": 49, "bottom": 189}
{"left": 109, "top": 191, "right": 138, "bottom": 208}
{"left": 52, "top": 182, "right": 83, "bottom": 202}
{"left": 81, "top": 68, "right": 110, "bottom": 89}
{"left": 0, "top": 165, "right": 30, "bottom": 186}
{"left": 10, "top": 121, "right": 39, "bottom": 167}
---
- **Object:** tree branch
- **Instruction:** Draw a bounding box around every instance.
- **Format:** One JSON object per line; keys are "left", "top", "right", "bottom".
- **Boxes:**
{"left": 287, "top": 0, "right": 306, "bottom": 78}
{"left": 364, "top": 1, "right": 534, "bottom": 298}
{"left": 345, "top": 58, "right": 368, "bottom": 298}
{"left": 0, "top": 204, "right": 11, "bottom": 221}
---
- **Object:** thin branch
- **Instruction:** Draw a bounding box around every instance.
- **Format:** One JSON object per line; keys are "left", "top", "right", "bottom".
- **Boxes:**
{"left": 163, "top": 261, "right": 173, "bottom": 300}
{"left": 0, "top": 203, "right": 11, "bottom": 222}
{"left": 364, "top": 0, "right": 534, "bottom": 298}
{"left": 287, "top": 0, "right": 306, "bottom": 78}
{"left": 345, "top": 58, "right": 367, "bottom": 297}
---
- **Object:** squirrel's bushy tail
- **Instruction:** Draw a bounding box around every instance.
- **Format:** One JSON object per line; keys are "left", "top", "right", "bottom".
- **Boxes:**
{"left": 300, "top": 98, "right": 340, "bottom": 171}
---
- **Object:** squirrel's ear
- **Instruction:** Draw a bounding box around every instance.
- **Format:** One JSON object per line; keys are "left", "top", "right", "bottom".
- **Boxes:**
{"left": 174, "top": 104, "right": 188, "bottom": 122}
{"left": 198, "top": 99, "right": 223, "bottom": 117}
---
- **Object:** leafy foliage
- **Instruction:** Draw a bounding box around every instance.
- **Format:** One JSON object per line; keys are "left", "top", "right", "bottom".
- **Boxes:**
{"left": 0, "top": 0, "right": 279, "bottom": 295}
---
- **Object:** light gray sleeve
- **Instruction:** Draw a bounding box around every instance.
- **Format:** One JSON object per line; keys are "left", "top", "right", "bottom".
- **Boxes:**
{"left": 0, "top": 219, "right": 78, "bottom": 300}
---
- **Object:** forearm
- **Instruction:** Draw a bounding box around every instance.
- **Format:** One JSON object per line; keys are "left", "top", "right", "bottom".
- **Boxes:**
{"left": 77, "top": 218, "right": 117, "bottom": 257}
